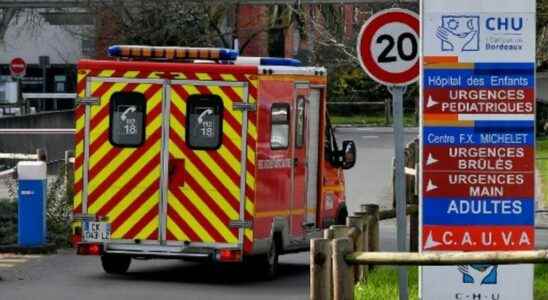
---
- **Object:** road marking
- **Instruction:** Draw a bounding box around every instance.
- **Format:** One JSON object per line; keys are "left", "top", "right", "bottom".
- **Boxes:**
{"left": 362, "top": 135, "right": 380, "bottom": 139}
{"left": 0, "top": 254, "right": 41, "bottom": 269}
{"left": 0, "top": 259, "right": 27, "bottom": 263}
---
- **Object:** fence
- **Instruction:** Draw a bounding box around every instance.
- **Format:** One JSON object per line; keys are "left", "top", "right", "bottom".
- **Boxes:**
{"left": 327, "top": 98, "right": 419, "bottom": 126}
{"left": 310, "top": 203, "right": 418, "bottom": 300}
{"left": 310, "top": 208, "right": 548, "bottom": 300}
{"left": 0, "top": 149, "right": 74, "bottom": 202}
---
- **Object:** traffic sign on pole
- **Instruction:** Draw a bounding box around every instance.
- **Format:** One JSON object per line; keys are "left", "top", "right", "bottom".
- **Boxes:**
{"left": 357, "top": 8, "right": 419, "bottom": 86}
{"left": 357, "top": 8, "right": 419, "bottom": 300}
{"left": 10, "top": 57, "right": 26, "bottom": 78}
{"left": 420, "top": 1, "right": 536, "bottom": 299}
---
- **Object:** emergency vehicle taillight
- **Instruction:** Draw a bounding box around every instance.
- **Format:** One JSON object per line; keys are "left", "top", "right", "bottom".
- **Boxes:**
{"left": 108, "top": 45, "right": 238, "bottom": 61}
{"left": 217, "top": 249, "right": 241, "bottom": 262}
{"left": 77, "top": 243, "right": 103, "bottom": 256}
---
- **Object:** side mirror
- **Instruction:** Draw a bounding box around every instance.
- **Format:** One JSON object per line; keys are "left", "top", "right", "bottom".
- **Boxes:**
{"left": 341, "top": 140, "right": 356, "bottom": 170}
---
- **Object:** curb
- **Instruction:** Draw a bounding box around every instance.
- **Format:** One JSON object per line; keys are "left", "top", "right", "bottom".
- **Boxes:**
{"left": 0, "top": 243, "right": 57, "bottom": 254}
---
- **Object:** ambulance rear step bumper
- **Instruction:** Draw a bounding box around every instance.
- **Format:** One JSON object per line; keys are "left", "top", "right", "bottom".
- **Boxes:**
{"left": 103, "top": 243, "right": 240, "bottom": 261}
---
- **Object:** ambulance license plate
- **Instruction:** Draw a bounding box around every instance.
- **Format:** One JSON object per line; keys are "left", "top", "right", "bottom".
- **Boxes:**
{"left": 83, "top": 221, "right": 111, "bottom": 242}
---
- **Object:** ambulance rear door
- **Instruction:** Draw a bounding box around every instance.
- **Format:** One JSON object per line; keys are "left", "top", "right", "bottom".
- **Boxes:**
{"left": 80, "top": 77, "right": 165, "bottom": 243}
{"left": 163, "top": 80, "right": 252, "bottom": 248}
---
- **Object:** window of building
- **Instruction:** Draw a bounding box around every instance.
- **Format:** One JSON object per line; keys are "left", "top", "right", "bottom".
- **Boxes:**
{"left": 271, "top": 103, "right": 290, "bottom": 149}
{"left": 186, "top": 94, "right": 223, "bottom": 149}
{"left": 109, "top": 92, "right": 146, "bottom": 147}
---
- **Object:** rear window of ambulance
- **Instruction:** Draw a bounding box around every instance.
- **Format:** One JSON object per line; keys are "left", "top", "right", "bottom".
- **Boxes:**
{"left": 186, "top": 94, "right": 224, "bottom": 150}
{"left": 109, "top": 92, "right": 146, "bottom": 147}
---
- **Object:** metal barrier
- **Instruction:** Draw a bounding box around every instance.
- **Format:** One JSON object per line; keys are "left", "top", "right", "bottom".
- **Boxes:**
{"left": 0, "top": 128, "right": 75, "bottom": 135}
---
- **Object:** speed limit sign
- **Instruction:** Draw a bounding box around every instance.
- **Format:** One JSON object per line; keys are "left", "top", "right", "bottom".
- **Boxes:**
{"left": 357, "top": 8, "right": 419, "bottom": 86}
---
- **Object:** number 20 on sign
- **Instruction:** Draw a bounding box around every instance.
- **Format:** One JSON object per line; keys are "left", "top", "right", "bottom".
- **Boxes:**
{"left": 357, "top": 8, "right": 419, "bottom": 86}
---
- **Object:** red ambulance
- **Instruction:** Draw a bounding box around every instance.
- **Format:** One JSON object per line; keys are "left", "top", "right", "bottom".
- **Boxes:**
{"left": 72, "top": 45, "right": 356, "bottom": 277}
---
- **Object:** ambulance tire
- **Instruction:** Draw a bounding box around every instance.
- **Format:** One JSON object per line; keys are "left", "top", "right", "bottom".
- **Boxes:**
{"left": 251, "top": 235, "right": 279, "bottom": 280}
{"left": 335, "top": 205, "right": 348, "bottom": 225}
{"left": 263, "top": 236, "right": 280, "bottom": 279}
{"left": 101, "top": 254, "right": 131, "bottom": 274}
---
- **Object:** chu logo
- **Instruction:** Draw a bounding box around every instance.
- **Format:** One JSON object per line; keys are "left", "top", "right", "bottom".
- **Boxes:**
{"left": 436, "top": 15, "right": 480, "bottom": 52}
{"left": 458, "top": 264, "right": 498, "bottom": 285}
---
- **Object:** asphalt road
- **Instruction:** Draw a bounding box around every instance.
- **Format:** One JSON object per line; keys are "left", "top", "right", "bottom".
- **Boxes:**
{"left": 1, "top": 127, "right": 410, "bottom": 300}
{"left": 1, "top": 127, "right": 546, "bottom": 300}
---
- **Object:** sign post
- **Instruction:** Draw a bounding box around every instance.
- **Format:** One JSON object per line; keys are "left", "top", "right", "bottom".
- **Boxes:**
{"left": 10, "top": 57, "right": 27, "bottom": 115}
{"left": 357, "top": 8, "right": 419, "bottom": 300}
{"left": 420, "top": 1, "right": 536, "bottom": 299}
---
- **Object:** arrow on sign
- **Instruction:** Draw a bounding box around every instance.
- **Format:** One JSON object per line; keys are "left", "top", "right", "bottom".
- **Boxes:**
{"left": 423, "top": 231, "right": 442, "bottom": 250}
{"left": 426, "top": 179, "right": 438, "bottom": 192}
{"left": 426, "top": 96, "right": 438, "bottom": 108}
{"left": 426, "top": 153, "right": 438, "bottom": 166}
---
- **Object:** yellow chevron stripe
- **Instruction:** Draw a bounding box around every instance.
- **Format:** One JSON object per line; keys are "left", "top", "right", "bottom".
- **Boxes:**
{"left": 171, "top": 72, "right": 187, "bottom": 80}
{"left": 89, "top": 84, "right": 158, "bottom": 170}
{"left": 180, "top": 84, "right": 256, "bottom": 161}
{"left": 88, "top": 107, "right": 162, "bottom": 197}
{"left": 88, "top": 136, "right": 161, "bottom": 212}
{"left": 167, "top": 217, "right": 190, "bottom": 241}
{"left": 98, "top": 70, "right": 115, "bottom": 77}
{"left": 134, "top": 216, "right": 159, "bottom": 240}
{"left": 245, "top": 228, "right": 253, "bottom": 241}
{"left": 168, "top": 191, "right": 214, "bottom": 242}
{"left": 74, "top": 192, "right": 82, "bottom": 212}
{"left": 220, "top": 74, "right": 237, "bottom": 81}
{"left": 171, "top": 86, "right": 256, "bottom": 183}
{"left": 245, "top": 197, "right": 255, "bottom": 216}
{"left": 112, "top": 190, "right": 159, "bottom": 238}
{"left": 169, "top": 144, "right": 239, "bottom": 220}
{"left": 170, "top": 115, "right": 240, "bottom": 201}
{"left": 77, "top": 70, "right": 90, "bottom": 97}
{"left": 123, "top": 71, "right": 140, "bottom": 78}
{"left": 196, "top": 73, "right": 212, "bottom": 81}
{"left": 180, "top": 186, "right": 238, "bottom": 243}
{"left": 103, "top": 165, "right": 160, "bottom": 223}
{"left": 223, "top": 85, "right": 258, "bottom": 140}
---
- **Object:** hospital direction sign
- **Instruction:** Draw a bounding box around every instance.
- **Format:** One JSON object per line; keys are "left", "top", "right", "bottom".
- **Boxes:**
{"left": 420, "top": 0, "right": 536, "bottom": 299}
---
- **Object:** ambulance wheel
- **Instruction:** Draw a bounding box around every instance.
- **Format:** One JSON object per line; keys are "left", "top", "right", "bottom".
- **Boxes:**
{"left": 336, "top": 205, "right": 348, "bottom": 225}
{"left": 251, "top": 236, "right": 279, "bottom": 279}
{"left": 262, "top": 238, "right": 279, "bottom": 279}
{"left": 101, "top": 254, "right": 131, "bottom": 274}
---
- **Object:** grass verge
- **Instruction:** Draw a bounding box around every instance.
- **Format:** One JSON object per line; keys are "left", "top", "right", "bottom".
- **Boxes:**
{"left": 355, "top": 265, "right": 548, "bottom": 299}
{"left": 330, "top": 113, "right": 418, "bottom": 127}
{"left": 537, "top": 137, "right": 548, "bottom": 208}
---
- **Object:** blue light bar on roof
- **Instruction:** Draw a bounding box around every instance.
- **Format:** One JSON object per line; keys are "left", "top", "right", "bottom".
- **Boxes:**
{"left": 107, "top": 45, "right": 238, "bottom": 61}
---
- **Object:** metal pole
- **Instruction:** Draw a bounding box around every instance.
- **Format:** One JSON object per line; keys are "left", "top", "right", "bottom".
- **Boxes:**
{"left": 388, "top": 85, "right": 408, "bottom": 300}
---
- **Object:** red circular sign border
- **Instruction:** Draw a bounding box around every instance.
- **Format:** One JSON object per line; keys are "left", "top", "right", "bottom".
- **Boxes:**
{"left": 10, "top": 57, "right": 27, "bottom": 77}
{"left": 357, "top": 9, "right": 419, "bottom": 86}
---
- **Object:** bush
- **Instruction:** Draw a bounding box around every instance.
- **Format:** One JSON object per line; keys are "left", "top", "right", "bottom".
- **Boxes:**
{"left": 0, "top": 200, "right": 17, "bottom": 245}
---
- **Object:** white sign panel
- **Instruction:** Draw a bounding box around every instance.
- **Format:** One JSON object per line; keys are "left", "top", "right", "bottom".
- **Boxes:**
{"left": 420, "top": 0, "right": 536, "bottom": 299}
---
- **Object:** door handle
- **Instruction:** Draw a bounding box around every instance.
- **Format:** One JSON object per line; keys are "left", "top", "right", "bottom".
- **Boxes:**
{"left": 169, "top": 158, "right": 185, "bottom": 188}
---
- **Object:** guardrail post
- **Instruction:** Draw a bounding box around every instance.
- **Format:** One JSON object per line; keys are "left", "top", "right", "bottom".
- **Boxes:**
{"left": 332, "top": 238, "right": 354, "bottom": 300}
{"left": 36, "top": 148, "right": 47, "bottom": 161}
{"left": 363, "top": 204, "right": 379, "bottom": 270}
{"left": 347, "top": 216, "right": 367, "bottom": 282}
{"left": 363, "top": 204, "right": 380, "bottom": 253}
{"left": 311, "top": 238, "right": 332, "bottom": 300}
